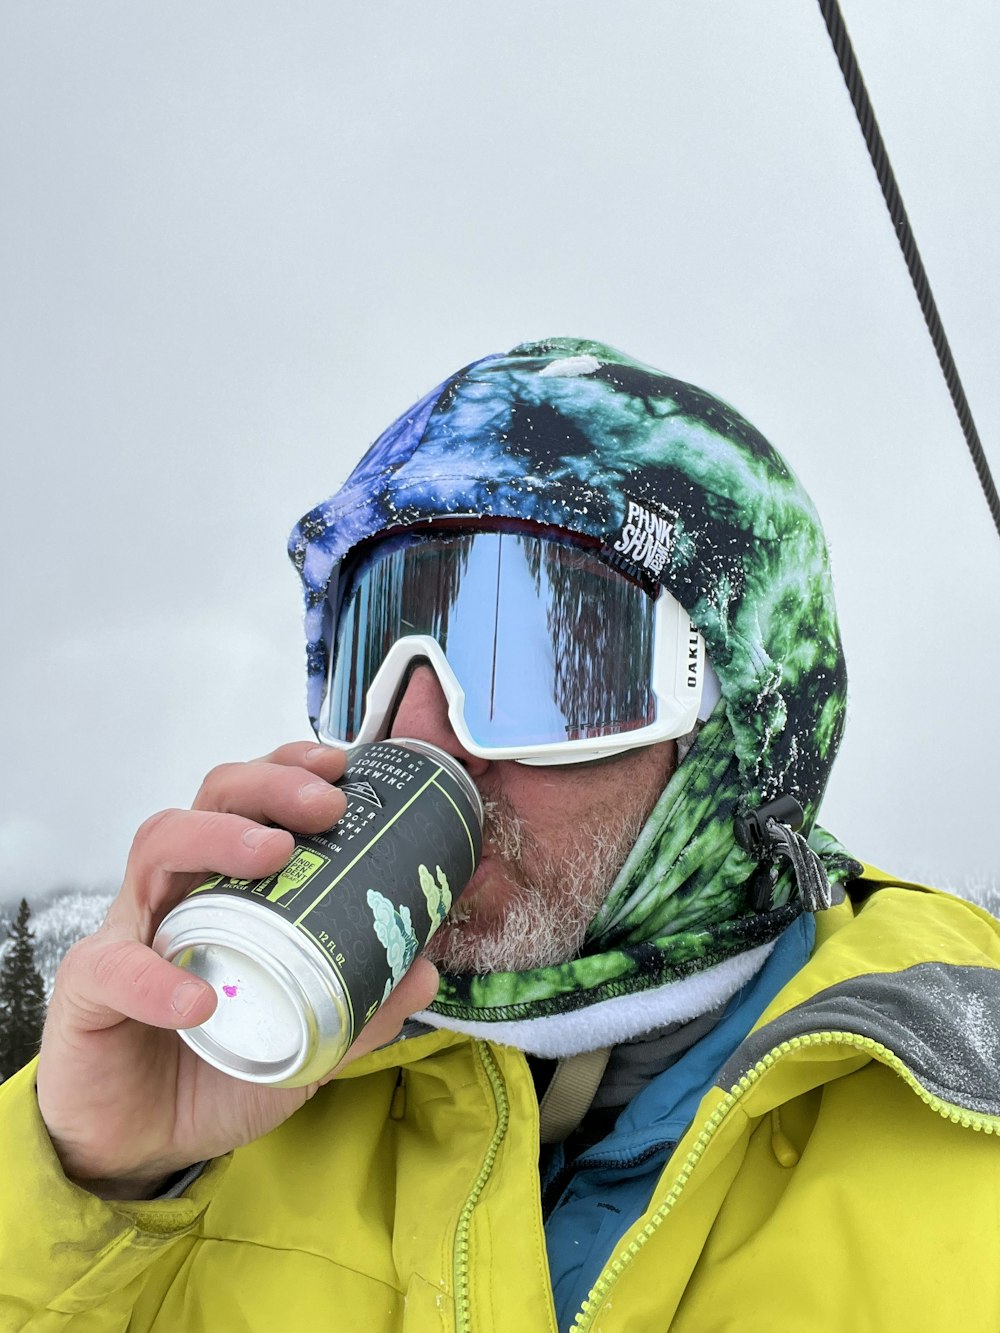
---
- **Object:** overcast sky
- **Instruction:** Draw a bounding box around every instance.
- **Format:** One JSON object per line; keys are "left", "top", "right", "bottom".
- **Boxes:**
{"left": 2, "top": 1, "right": 998, "bottom": 906}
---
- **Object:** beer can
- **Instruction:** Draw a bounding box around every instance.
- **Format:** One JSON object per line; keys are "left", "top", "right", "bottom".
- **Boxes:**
{"left": 152, "top": 739, "right": 483, "bottom": 1086}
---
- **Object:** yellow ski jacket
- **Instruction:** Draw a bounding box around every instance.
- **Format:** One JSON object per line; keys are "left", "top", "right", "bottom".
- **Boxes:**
{"left": 3, "top": 875, "right": 1000, "bottom": 1332}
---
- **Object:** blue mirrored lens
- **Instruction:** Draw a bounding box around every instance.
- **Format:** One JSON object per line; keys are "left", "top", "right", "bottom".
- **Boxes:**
{"left": 327, "top": 531, "right": 657, "bottom": 748}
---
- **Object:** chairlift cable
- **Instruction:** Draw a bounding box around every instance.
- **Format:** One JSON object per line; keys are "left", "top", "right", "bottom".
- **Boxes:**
{"left": 817, "top": 0, "right": 1000, "bottom": 543}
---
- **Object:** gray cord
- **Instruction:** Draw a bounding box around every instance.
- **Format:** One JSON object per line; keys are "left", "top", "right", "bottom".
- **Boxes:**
{"left": 818, "top": 0, "right": 1000, "bottom": 544}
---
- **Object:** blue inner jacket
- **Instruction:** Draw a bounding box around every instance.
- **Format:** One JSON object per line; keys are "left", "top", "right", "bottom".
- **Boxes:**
{"left": 543, "top": 915, "right": 815, "bottom": 1330}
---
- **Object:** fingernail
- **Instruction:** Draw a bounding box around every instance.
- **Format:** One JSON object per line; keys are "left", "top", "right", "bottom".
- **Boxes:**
{"left": 300, "top": 780, "right": 332, "bottom": 803}
{"left": 242, "top": 826, "right": 276, "bottom": 849}
{"left": 304, "top": 745, "right": 332, "bottom": 761}
{"left": 172, "top": 980, "right": 208, "bottom": 1018}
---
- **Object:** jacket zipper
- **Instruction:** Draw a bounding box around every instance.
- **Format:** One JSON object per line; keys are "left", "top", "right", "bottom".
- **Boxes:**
{"left": 453, "top": 1040, "right": 510, "bottom": 1333}
{"left": 568, "top": 1028, "right": 1000, "bottom": 1333}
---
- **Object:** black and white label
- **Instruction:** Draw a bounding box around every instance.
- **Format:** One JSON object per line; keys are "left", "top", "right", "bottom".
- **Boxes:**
{"left": 611, "top": 499, "right": 677, "bottom": 579}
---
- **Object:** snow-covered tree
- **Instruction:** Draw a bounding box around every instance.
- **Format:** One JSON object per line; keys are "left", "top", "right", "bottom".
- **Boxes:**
{"left": 0, "top": 899, "right": 47, "bottom": 1082}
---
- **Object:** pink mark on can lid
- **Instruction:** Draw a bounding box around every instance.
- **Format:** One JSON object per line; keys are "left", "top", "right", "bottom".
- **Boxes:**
{"left": 222, "top": 983, "right": 239, "bottom": 998}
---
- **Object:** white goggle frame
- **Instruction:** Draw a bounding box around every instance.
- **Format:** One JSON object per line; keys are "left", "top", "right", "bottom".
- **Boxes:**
{"left": 317, "top": 593, "right": 716, "bottom": 766}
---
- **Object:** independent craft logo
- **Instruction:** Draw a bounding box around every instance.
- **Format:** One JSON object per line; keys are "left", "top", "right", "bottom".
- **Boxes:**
{"left": 611, "top": 499, "right": 678, "bottom": 579}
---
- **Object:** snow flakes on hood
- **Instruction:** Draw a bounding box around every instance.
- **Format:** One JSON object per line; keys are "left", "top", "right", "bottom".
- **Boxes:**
{"left": 538, "top": 353, "right": 603, "bottom": 378}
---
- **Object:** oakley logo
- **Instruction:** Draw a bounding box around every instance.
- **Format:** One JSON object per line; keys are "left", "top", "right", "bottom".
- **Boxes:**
{"left": 688, "top": 633, "right": 700, "bottom": 689}
{"left": 612, "top": 500, "right": 677, "bottom": 579}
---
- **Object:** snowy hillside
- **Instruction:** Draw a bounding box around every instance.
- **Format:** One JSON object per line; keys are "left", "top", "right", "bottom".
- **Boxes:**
{"left": 0, "top": 889, "right": 114, "bottom": 999}
{"left": 963, "top": 878, "right": 1000, "bottom": 921}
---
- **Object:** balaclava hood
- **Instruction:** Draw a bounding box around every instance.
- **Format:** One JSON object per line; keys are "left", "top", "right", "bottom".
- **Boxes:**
{"left": 289, "top": 338, "right": 860, "bottom": 1055}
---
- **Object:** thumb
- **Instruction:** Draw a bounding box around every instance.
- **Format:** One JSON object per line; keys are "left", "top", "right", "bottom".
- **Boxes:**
{"left": 55, "top": 931, "right": 219, "bottom": 1033}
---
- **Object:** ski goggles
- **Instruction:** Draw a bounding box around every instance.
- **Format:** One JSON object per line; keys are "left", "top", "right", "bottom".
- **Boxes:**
{"left": 318, "top": 525, "right": 715, "bottom": 765}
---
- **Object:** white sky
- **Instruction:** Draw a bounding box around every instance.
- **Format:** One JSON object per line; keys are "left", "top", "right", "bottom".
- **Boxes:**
{"left": 2, "top": 1, "right": 998, "bottom": 904}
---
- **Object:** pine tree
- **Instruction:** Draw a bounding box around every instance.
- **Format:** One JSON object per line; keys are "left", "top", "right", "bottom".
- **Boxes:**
{"left": 0, "top": 899, "right": 47, "bottom": 1082}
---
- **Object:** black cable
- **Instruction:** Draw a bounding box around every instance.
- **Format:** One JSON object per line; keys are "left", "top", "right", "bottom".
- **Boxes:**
{"left": 817, "top": 0, "right": 1000, "bottom": 543}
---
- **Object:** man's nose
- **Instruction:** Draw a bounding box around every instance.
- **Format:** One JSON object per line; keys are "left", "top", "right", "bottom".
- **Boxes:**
{"left": 388, "top": 664, "right": 491, "bottom": 779}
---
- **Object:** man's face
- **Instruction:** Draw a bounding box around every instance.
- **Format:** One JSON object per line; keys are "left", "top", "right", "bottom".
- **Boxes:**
{"left": 389, "top": 665, "right": 676, "bottom": 973}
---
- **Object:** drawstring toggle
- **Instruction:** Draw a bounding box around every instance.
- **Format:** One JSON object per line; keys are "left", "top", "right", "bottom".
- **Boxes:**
{"left": 735, "top": 796, "right": 833, "bottom": 914}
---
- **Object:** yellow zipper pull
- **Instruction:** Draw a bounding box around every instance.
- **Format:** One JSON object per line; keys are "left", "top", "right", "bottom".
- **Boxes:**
{"left": 770, "top": 1107, "right": 799, "bottom": 1167}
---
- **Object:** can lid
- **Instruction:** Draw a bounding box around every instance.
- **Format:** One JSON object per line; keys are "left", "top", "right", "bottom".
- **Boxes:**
{"left": 153, "top": 899, "right": 351, "bottom": 1085}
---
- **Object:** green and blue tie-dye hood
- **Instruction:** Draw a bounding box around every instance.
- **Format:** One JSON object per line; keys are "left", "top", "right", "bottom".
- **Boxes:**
{"left": 289, "top": 338, "right": 859, "bottom": 1033}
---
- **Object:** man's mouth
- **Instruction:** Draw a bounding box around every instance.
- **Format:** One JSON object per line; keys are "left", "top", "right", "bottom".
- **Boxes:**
{"left": 444, "top": 850, "right": 514, "bottom": 925}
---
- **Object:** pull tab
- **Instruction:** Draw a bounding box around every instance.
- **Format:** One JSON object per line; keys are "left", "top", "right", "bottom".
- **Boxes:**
{"left": 770, "top": 1108, "right": 800, "bottom": 1168}
{"left": 735, "top": 796, "right": 832, "bottom": 914}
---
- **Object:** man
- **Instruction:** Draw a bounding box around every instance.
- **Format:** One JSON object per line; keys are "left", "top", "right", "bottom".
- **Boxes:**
{"left": 3, "top": 338, "right": 1000, "bottom": 1330}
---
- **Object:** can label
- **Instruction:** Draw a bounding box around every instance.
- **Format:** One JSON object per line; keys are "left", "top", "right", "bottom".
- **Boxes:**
{"left": 186, "top": 740, "right": 481, "bottom": 1045}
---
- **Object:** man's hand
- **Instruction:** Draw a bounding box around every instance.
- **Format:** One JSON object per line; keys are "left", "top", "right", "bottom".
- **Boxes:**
{"left": 35, "top": 742, "right": 439, "bottom": 1200}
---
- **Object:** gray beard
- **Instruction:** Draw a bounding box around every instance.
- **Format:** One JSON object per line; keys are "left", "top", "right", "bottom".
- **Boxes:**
{"left": 421, "top": 793, "right": 646, "bottom": 975}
